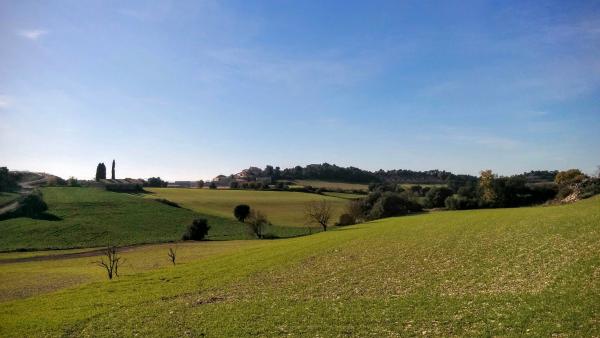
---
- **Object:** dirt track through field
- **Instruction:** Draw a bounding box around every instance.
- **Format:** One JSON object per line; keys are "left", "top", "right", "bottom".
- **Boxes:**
{"left": 0, "top": 244, "right": 146, "bottom": 265}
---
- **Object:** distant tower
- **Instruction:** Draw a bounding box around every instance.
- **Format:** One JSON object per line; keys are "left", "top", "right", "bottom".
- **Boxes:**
{"left": 111, "top": 160, "right": 116, "bottom": 180}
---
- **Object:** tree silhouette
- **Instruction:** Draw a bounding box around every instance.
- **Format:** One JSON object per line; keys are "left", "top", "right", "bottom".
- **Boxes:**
{"left": 111, "top": 159, "right": 115, "bottom": 180}
{"left": 95, "top": 163, "right": 106, "bottom": 181}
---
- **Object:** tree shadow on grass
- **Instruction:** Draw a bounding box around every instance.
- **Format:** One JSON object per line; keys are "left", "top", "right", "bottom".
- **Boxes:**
{"left": 31, "top": 212, "right": 62, "bottom": 221}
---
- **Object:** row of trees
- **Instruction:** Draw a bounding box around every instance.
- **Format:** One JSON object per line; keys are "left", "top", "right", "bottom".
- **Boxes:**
{"left": 231, "top": 164, "right": 565, "bottom": 186}
{"left": 95, "top": 160, "right": 116, "bottom": 181}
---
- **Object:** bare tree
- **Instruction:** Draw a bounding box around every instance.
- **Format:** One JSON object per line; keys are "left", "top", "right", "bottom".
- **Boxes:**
{"left": 95, "top": 245, "right": 124, "bottom": 280}
{"left": 346, "top": 199, "right": 365, "bottom": 222}
{"left": 168, "top": 246, "right": 177, "bottom": 265}
{"left": 304, "top": 200, "right": 333, "bottom": 231}
{"left": 246, "top": 209, "right": 268, "bottom": 239}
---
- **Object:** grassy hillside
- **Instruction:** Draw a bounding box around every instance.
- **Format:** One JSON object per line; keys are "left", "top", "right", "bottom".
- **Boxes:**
{"left": 1, "top": 197, "right": 598, "bottom": 336}
{"left": 0, "top": 192, "right": 20, "bottom": 207}
{"left": 0, "top": 187, "right": 250, "bottom": 251}
{"left": 146, "top": 188, "right": 352, "bottom": 227}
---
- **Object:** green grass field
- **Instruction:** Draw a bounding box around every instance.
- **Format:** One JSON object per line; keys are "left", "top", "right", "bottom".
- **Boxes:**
{"left": 293, "top": 179, "right": 369, "bottom": 191}
{"left": 1, "top": 196, "right": 598, "bottom": 336}
{"left": 146, "top": 188, "right": 353, "bottom": 228}
{"left": 0, "top": 187, "right": 250, "bottom": 251}
{"left": 0, "top": 192, "right": 20, "bottom": 206}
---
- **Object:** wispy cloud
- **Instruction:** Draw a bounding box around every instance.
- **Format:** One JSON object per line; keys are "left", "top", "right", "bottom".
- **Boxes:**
{"left": 0, "top": 96, "right": 11, "bottom": 109}
{"left": 18, "top": 29, "right": 48, "bottom": 40}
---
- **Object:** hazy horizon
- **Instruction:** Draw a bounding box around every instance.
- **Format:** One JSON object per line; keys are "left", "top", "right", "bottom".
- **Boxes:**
{"left": 1, "top": 1, "right": 599, "bottom": 181}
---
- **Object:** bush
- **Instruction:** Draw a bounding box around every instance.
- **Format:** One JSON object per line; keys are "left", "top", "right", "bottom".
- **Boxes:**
{"left": 146, "top": 177, "right": 167, "bottom": 188}
{"left": 209, "top": 182, "right": 217, "bottom": 189}
{"left": 230, "top": 181, "right": 239, "bottom": 189}
{"left": 444, "top": 195, "right": 477, "bottom": 210}
{"left": 424, "top": 187, "right": 454, "bottom": 208}
{"left": 368, "top": 192, "right": 410, "bottom": 219}
{"left": 337, "top": 213, "right": 356, "bottom": 226}
{"left": 19, "top": 193, "right": 48, "bottom": 217}
{"left": 68, "top": 177, "right": 81, "bottom": 187}
{"left": 233, "top": 204, "right": 251, "bottom": 222}
{"left": 581, "top": 178, "right": 600, "bottom": 199}
{"left": 182, "top": 218, "right": 210, "bottom": 240}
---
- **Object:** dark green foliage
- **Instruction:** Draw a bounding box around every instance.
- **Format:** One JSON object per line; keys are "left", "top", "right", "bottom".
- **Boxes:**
{"left": 365, "top": 192, "right": 422, "bottom": 220}
{"left": 209, "top": 182, "right": 217, "bottom": 189}
{"left": 146, "top": 177, "right": 167, "bottom": 187}
{"left": 233, "top": 204, "right": 251, "bottom": 222}
{"left": 19, "top": 193, "right": 48, "bottom": 217}
{"left": 182, "top": 218, "right": 210, "bottom": 240}
{"left": 230, "top": 181, "right": 239, "bottom": 189}
{"left": 0, "top": 167, "right": 19, "bottom": 192}
{"left": 68, "top": 177, "right": 80, "bottom": 187}
{"left": 197, "top": 180, "right": 205, "bottom": 188}
{"left": 424, "top": 187, "right": 454, "bottom": 208}
{"left": 337, "top": 213, "right": 356, "bottom": 226}
{"left": 111, "top": 160, "right": 116, "bottom": 180}
{"left": 95, "top": 163, "right": 106, "bottom": 181}
{"left": 580, "top": 178, "right": 600, "bottom": 199}
{"left": 444, "top": 195, "right": 478, "bottom": 210}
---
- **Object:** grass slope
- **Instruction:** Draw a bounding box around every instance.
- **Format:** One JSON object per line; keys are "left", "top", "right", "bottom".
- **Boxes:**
{"left": 0, "top": 187, "right": 249, "bottom": 251}
{"left": 146, "top": 188, "right": 352, "bottom": 228}
{"left": 1, "top": 197, "right": 599, "bottom": 336}
{"left": 293, "top": 179, "right": 369, "bottom": 191}
{"left": 0, "top": 192, "right": 20, "bottom": 207}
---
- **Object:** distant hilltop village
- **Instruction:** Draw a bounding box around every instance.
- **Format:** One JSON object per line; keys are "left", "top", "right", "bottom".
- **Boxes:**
{"left": 211, "top": 167, "right": 272, "bottom": 187}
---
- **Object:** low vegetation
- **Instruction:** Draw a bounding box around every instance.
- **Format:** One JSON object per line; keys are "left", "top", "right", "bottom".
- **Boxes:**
{"left": 182, "top": 218, "right": 211, "bottom": 241}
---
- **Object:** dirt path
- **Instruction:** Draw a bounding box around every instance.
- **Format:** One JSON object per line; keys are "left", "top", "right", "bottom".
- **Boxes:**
{"left": 0, "top": 242, "right": 167, "bottom": 265}
{"left": 0, "top": 201, "right": 19, "bottom": 215}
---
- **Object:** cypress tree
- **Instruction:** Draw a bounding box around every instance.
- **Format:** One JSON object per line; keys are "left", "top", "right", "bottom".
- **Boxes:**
{"left": 96, "top": 163, "right": 107, "bottom": 181}
{"left": 111, "top": 160, "right": 115, "bottom": 180}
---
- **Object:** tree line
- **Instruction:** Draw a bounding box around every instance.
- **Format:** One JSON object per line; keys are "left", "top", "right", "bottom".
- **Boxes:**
{"left": 233, "top": 163, "right": 561, "bottom": 185}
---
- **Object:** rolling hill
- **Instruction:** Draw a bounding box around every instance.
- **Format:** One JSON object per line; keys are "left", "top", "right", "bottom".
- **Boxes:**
{"left": 1, "top": 196, "right": 598, "bottom": 336}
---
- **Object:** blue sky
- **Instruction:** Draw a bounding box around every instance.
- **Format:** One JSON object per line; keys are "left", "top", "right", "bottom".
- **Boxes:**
{"left": 1, "top": 0, "right": 599, "bottom": 180}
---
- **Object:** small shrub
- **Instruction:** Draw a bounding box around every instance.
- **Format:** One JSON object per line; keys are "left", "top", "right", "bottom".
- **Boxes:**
{"left": 444, "top": 195, "right": 477, "bottom": 210}
{"left": 230, "top": 181, "right": 239, "bottom": 189}
{"left": 182, "top": 218, "right": 210, "bottom": 240}
{"left": 19, "top": 193, "right": 48, "bottom": 217}
{"left": 337, "top": 213, "right": 355, "bottom": 226}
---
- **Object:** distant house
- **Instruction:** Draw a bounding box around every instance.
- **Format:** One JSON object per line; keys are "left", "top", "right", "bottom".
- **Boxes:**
{"left": 212, "top": 175, "right": 232, "bottom": 187}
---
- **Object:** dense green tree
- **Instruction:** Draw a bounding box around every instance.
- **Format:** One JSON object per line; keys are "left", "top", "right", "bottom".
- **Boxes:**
{"left": 95, "top": 163, "right": 106, "bottom": 181}
{"left": 424, "top": 187, "right": 454, "bottom": 208}
{"left": 233, "top": 204, "right": 251, "bottom": 222}
{"left": 111, "top": 160, "right": 115, "bottom": 180}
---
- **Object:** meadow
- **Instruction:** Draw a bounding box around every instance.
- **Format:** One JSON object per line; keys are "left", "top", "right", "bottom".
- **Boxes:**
{"left": 292, "top": 179, "right": 369, "bottom": 191}
{"left": 0, "top": 187, "right": 245, "bottom": 251}
{"left": 1, "top": 196, "right": 598, "bottom": 336}
{"left": 0, "top": 192, "right": 19, "bottom": 207}
{"left": 146, "top": 187, "right": 353, "bottom": 228}
{"left": 0, "top": 187, "right": 356, "bottom": 251}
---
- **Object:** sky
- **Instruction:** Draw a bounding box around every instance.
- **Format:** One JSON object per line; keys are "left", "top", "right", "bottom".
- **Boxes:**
{"left": 1, "top": 0, "right": 599, "bottom": 181}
